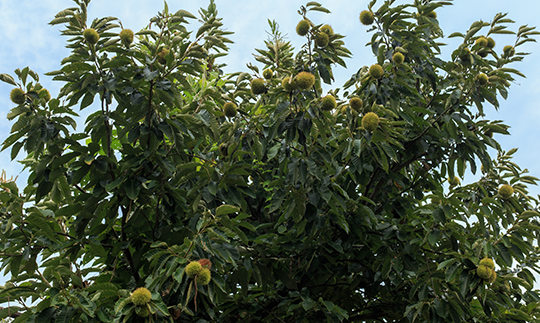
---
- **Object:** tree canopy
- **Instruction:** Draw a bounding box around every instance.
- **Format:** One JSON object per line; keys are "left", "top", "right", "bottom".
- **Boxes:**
{"left": 1, "top": 0, "right": 540, "bottom": 322}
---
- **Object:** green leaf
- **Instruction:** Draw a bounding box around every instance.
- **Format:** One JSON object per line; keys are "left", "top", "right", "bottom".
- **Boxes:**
{"left": 174, "top": 9, "right": 196, "bottom": 19}
{"left": 86, "top": 283, "right": 119, "bottom": 293}
{"left": 448, "top": 32, "right": 464, "bottom": 38}
{"left": 0, "top": 306, "right": 23, "bottom": 320}
{"left": 105, "top": 177, "right": 124, "bottom": 191}
{"left": 0, "top": 286, "right": 35, "bottom": 299}
{"left": 196, "top": 23, "right": 213, "bottom": 38}
{"left": 497, "top": 244, "right": 513, "bottom": 266}
{"left": 149, "top": 299, "right": 170, "bottom": 316}
{"left": 114, "top": 297, "right": 131, "bottom": 314}
{"left": 49, "top": 16, "right": 72, "bottom": 25}
{"left": 498, "top": 67, "right": 526, "bottom": 78}
{"left": 27, "top": 213, "right": 57, "bottom": 242}
{"left": 12, "top": 310, "right": 33, "bottom": 323}
{"left": 505, "top": 275, "right": 532, "bottom": 290}
{"left": 308, "top": 6, "right": 331, "bottom": 13}
{"left": 216, "top": 205, "right": 240, "bottom": 217}
{"left": 0, "top": 73, "right": 17, "bottom": 86}
{"left": 302, "top": 297, "right": 316, "bottom": 311}
{"left": 445, "top": 262, "right": 460, "bottom": 282}
{"left": 62, "top": 62, "right": 94, "bottom": 73}
{"left": 437, "top": 258, "right": 456, "bottom": 271}
{"left": 428, "top": 229, "right": 440, "bottom": 246}
{"left": 124, "top": 178, "right": 140, "bottom": 200}
{"left": 7, "top": 105, "right": 30, "bottom": 120}
{"left": 252, "top": 136, "right": 263, "bottom": 160}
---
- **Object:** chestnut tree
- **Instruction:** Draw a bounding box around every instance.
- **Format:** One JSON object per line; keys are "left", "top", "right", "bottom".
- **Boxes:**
{"left": 1, "top": 0, "right": 540, "bottom": 322}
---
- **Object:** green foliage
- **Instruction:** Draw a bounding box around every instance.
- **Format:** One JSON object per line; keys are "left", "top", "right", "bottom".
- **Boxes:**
{"left": 1, "top": 0, "right": 540, "bottom": 322}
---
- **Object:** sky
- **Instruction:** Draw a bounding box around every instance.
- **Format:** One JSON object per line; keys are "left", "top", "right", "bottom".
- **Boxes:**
{"left": 0, "top": 0, "right": 539, "bottom": 284}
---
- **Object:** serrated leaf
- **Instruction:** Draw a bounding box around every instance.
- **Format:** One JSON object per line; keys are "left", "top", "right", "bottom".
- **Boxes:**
{"left": 114, "top": 297, "right": 131, "bottom": 314}
{"left": 49, "top": 16, "right": 72, "bottom": 25}
{"left": 252, "top": 136, "right": 263, "bottom": 160}
{"left": 308, "top": 6, "right": 331, "bottom": 13}
{"left": 124, "top": 177, "right": 140, "bottom": 200}
{"left": 105, "top": 177, "right": 124, "bottom": 191}
{"left": 149, "top": 299, "right": 169, "bottom": 316}
{"left": 55, "top": 9, "right": 75, "bottom": 18}
{"left": 448, "top": 32, "right": 464, "bottom": 38}
{"left": 12, "top": 310, "right": 32, "bottom": 323}
{"left": 437, "top": 258, "right": 456, "bottom": 271}
{"left": 87, "top": 283, "right": 119, "bottom": 293}
{"left": 136, "top": 30, "right": 159, "bottom": 38}
{"left": 445, "top": 262, "right": 460, "bottom": 282}
{"left": 62, "top": 62, "right": 94, "bottom": 73}
{"left": 174, "top": 9, "right": 196, "bottom": 19}
{"left": 0, "top": 306, "right": 23, "bottom": 320}
{"left": 216, "top": 205, "right": 240, "bottom": 217}
{"left": 505, "top": 275, "right": 532, "bottom": 290}
{"left": 27, "top": 213, "right": 57, "bottom": 242}
{"left": 498, "top": 68, "right": 526, "bottom": 78}
{"left": 51, "top": 179, "right": 64, "bottom": 204}
{"left": 0, "top": 73, "right": 17, "bottom": 86}
{"left": 7, "top": 106, "right": 30, "bottom": 120}
{"left": 196, "top": 23, "right": 213, "bottom": 38}
{"left": 236, "top": 72, "right": 249, "bottom": 86}
{"left": 0, "top": 286, "right": 34, "bottom": 299}
{"left": 11, "top": 141, "right": 24, "bottom": 161}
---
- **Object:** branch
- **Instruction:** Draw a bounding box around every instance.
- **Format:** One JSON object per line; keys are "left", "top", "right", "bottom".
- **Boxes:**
{"left": 363, "top": 167, "right": 380, "bottom": 202}
{"left": 405, "top": 88, "right": 473, "bottom": 151}
{"left": 101, "top": 88, "right": 112, "bottom": 158}
{"left": 120, "top": 202, "right": 140, "bottom": 282}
